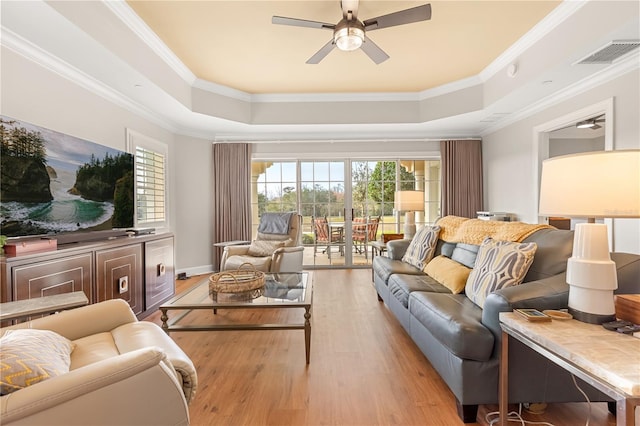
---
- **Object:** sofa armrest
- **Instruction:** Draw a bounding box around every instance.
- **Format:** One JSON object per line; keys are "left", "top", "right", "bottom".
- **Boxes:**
{"left": 272, "top": 246, "right": 304, "bottom": 272}
{"left": 223, "top": 245, "right": 251, "bottom": 256}
{"left": 482, "top": 273, "right": 569, "bottom": 341}
{"left": 1, "top": 299, "right": 137, "bottom": 341}
{"left": 0, "top": 348, "right": 189, "bottom": 426}
{"left": 387, "top": 239, "right": 411, "bottom": 260}
{"left": 219, "top": 245, "right": 251, "bottom": 270}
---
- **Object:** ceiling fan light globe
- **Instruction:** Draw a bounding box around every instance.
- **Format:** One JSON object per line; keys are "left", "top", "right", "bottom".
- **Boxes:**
{"left": 335, "top": 27, "right": 364, "bottom": 51}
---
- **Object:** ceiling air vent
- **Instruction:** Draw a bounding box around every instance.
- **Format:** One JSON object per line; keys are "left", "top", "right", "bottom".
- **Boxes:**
{"left": 575, "top": 40, "right": 640, "bottom": 65}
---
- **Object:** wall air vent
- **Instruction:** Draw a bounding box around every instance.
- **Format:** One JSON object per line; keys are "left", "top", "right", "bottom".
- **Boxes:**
{"left": 575, "top": 40, "right": 640, "bottom": 65}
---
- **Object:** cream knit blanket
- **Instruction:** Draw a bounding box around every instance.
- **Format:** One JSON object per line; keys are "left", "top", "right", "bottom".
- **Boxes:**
{"left": 437, "top": 215, "right": 553, "bottom": 245}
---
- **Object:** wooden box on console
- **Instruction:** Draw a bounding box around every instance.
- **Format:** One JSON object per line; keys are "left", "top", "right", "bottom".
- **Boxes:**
{"left": 4, "top": 239, "right": 57, "bottom": 256}
{"left": 615, "top": 294, "right": 640, "bottom": 324}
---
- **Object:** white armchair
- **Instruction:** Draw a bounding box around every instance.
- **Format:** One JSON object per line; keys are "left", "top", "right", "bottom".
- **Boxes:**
{"left": 0, "top": 299, "right": 197, "bottom": 426}
{"left": 220, "top": 213, "right": 304, "bottom": 273}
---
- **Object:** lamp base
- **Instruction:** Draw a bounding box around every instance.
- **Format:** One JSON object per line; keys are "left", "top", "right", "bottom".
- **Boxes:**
{"left": 404, "top": 223, "right": 416, "bottom": 239}
{"left": 404, "top": 211, "right": 417, "bottom": 239}
{"left": 568, "top": 307, "right": 616, "bottom": 325}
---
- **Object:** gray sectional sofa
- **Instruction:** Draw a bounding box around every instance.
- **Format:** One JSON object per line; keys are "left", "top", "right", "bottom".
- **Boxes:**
{"left": 372, "top": 225, "right": 640, "bottom": 423}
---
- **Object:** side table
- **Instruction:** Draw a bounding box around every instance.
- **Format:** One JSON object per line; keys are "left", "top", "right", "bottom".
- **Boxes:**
{"left": 0, "top": 291, "right": 89, "bottom": 323}
{"left": 499, "top": 312, "right": 640, "bottom": 426}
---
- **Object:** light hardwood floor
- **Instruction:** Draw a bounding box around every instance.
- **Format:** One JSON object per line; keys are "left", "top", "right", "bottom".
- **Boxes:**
{"left": 144, "top": 269, "right": 615, "bottom": 426}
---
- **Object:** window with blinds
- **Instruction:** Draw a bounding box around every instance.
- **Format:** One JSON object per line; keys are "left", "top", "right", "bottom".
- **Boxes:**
{"left": 127, "top": 129, "right": 168, "bottom": 229}
{"left": 135, "top": 146, "right": 166, "bottom": 224}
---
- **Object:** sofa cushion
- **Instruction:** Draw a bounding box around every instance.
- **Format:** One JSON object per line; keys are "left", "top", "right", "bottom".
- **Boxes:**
{"left": 408, "top": 292, "right": 494, "bottom": 361}
{"left": 0, "top": 329, "right": 75, "bottom": 395}
{"left": 224, "top": 255, "right": 271, "bottom": 272}
{"left": 373, "top": 256, "right": 424, "bottom": 285}
{"left": 424, "top": 255, "right": 472, "bottom": 294}
{"left": 388, "top": 274, "right": 451, "bottom": 308}
{"left": 450, "top": 243, "right": 480, "bottom": 269}
{"left": 402, "top": 225, "right": 441, "bottom": 270}
{"left": 70, "top": 332, "right": 120, "bottom": 369}
{"left": 521, "top": 228, "right": 573, "bottom": 282}
{"left": 465, "top": 237, "right": 538, "bottom": 308}
{"left": 439, "top": 241, "right": 457, "bottom": 258}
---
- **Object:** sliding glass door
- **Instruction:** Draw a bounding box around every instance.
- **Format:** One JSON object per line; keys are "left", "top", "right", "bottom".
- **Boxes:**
{"left": 251, "top": 158, "right": 440, "bottom": 269}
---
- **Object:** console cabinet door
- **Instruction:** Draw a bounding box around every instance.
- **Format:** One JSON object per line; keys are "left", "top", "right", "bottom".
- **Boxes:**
{"left": 145, "top": 237, "right": 175, "bottom": 312}
{"left": 11, "top": 253, "right": 93, "bottom": 302}
{"left": 95, "top": 244, "right": 143, "bottom": 315}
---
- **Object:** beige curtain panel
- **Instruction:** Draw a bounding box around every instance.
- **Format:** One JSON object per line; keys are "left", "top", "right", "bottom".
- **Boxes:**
{"left": 440, "top": 139, "right": 483, "bottom": 219}
{"left": 212, "top": 143, "right": 252, "bottom": 268}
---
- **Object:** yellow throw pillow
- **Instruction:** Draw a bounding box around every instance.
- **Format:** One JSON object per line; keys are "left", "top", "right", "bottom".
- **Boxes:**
{"left": 0, "top": 329, "right": 75, "bottom": 395}
{"left": 424, "top": 255, "right": 472, "bottom": 294}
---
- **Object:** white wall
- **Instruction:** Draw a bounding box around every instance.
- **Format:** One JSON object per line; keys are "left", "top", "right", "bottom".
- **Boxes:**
{"left": 172, "top": 135, "right": 214, "bottom": 275}
{"left": 483, "top": 69, "right": 640, "bottom": 254}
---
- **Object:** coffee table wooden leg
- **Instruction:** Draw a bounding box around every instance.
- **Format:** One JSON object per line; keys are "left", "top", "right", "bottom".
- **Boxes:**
{"left": 160, "top": 308, "right": 169, "bottom": 333}
{"left": 304, "top": 306, "right": 311, "bottom": 364}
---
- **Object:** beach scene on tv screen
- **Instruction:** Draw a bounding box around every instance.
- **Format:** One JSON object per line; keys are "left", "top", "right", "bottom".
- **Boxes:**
{"left": 0, "top": 116, "right": 134, "bottom": 238}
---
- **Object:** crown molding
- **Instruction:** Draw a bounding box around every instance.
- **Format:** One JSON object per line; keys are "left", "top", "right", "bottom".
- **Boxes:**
{"left": 480, "top": 49, "right": 640, "bottom": 136}
{"left": 102, "top": 0, "right": 197, "bottom": 86}
{"left": 1, "top": 26, "right": 181, "bottom": 135}
{"left": 196, "top": 74, "right": 481, "bottom": 104}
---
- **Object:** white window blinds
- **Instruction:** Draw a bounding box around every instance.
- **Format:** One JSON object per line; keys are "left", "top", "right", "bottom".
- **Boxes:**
{"left": 126, "top": 129, "right": 168, "bottom": 229}
{"left": 135, "top": 146, "right": 165, "bottom": 224}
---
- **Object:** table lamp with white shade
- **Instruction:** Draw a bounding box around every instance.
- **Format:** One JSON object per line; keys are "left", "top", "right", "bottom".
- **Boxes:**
{"left": 394, "top": 190, "right": 424, "bottom": 239}
{"left": 538, "top": 149, "right": 640, "bottom": 324}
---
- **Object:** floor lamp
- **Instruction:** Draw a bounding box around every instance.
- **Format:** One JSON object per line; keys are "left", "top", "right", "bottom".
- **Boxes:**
{"left": 395, "top": 190, "right": 424, "bottom": 239}
{"left": 538, "top": 150, "right": 640, "bottom": 324}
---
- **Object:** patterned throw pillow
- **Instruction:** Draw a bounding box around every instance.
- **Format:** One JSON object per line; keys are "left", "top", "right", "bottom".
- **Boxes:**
{"left": 402, "top": 225, "right": 441, "bottom": 270}
{"left": 247, "top": 240, "right": 285, "bottom": 257}
{"left": 423, "top": 255, "right": 472, "bottom": 294}
{"left": 465, "top": 237, "right": 538, "bottom": 308}
{"left": 0, "top": 329, "right": 75, "bottom": 395}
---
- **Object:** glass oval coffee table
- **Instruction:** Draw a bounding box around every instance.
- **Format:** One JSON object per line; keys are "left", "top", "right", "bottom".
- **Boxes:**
{"left": 159, "top": 272, "right": 312, "bottom": 363}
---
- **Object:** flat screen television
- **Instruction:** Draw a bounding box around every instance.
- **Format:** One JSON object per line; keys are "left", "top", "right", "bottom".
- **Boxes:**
{"left": 0, "top": 116, "right": 134, "bottom": 241}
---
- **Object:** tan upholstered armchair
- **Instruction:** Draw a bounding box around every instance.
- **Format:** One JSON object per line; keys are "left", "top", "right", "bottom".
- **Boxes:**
{"left": 0, "top": 299, "right": 197, "bottom": 426}
{"left": 220, "top": 213, "right": 304, "bottom": 273}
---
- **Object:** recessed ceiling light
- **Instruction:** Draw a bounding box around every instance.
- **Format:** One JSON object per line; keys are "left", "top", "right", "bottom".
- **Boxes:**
{"left": 542, "top": 80, "right": 553, "bottom": 85}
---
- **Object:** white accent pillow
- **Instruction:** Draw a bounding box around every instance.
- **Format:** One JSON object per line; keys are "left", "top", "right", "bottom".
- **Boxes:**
{"left": 0, "top": 329, "right": 75, "bottom": 395}
{"left": 402, "top": 225, "right": 441, "bottom": 270}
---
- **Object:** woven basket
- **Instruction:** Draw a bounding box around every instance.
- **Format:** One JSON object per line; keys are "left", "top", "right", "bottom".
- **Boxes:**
{"left": 209, "top": 263, "right": 265, "bottom": 294}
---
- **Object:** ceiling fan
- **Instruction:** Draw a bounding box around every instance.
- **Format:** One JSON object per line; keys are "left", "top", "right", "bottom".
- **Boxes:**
{"left": 272, "top": 1, "right": 432, "bottom": 64}
{"left": 576, "top": 114, "right": 605, "bottom": 130}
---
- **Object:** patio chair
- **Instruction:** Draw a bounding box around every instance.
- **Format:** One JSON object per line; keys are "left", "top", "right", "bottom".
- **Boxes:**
{"left": 312, "top": 216, "right": 344, "bottom": 259}
{"left": 352, "top": 216, "right": 380, "bottom": 260}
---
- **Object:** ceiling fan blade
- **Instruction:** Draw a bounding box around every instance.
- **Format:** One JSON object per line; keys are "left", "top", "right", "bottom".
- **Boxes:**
{"left": 361, "top": 36, "right": 389, "bottom": 64}
{"left": 364, "top": 4, "right": 432, "bottom": 31}
{"left": 341, "top": 0, "right": 360, "bottom": 19}
{"left": 272, "top": 16, "right": 335, "bottom": 30}
{"left": 306, "top": 39, "right": 336, "bottom": 64}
